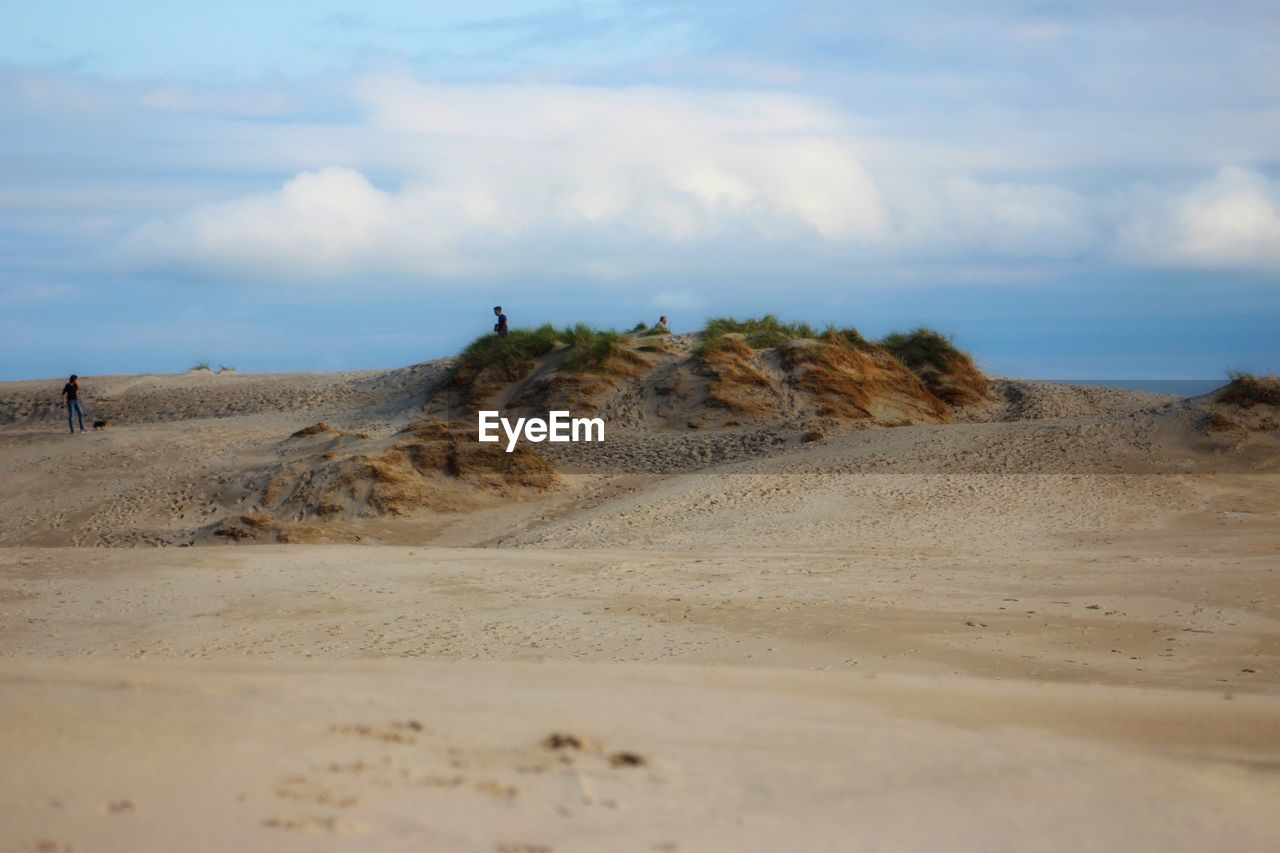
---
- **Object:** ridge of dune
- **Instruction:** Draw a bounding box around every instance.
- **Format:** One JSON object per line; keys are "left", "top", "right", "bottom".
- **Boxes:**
{"left": 0, "top": 357, "right": 1274, "bottom": 546}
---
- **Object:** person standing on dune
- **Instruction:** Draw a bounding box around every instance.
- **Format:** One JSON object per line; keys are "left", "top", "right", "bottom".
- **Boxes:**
{"left": 493, "top": 306, "right": 509, "bottom": 336}
{"left": 61, "top": 374, "right": 85, "bottom": 434}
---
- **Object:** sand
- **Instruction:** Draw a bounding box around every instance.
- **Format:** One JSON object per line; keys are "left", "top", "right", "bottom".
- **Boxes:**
{"left": 1, "top": 366, "right": 1277, "bottom": 851}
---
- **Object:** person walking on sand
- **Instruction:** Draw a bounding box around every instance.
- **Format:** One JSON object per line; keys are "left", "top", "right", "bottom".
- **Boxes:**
{"left": 493, "top": 306, "right": 509, "bottom": 336}
{"left": 62, "top": 374, "right": 85, "bottom": 434}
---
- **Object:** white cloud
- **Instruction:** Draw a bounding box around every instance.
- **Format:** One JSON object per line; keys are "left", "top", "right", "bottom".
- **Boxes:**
{"left": 1119, "top": 167, "right": 1280, "bottom": 270}
{"left": 123, "top": 79, "right": 893, "bottom": 279}
{"left": 113, "top": 74, "right": 1277, "bottom": 283}
{"left": 889, "top": 174, "right": 1096, "bottom": 258}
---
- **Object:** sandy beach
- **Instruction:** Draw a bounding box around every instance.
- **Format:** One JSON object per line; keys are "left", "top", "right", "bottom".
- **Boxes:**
{"left": 1, "top": 358, "right": 1278, "bottom": 851}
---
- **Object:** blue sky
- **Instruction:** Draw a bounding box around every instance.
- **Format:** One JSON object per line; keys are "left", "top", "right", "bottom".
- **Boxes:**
{"left": 2, "top": 0, "right": 1277, "bottom": 380}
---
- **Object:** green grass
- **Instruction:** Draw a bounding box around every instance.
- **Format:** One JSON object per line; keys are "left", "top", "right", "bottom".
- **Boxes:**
{"left": 1220, "top": 371, "right": 1280, "bottom": 407}
{"left": 452, "top": 323, "right": 636, "bottom": 378}
{"left": 879, "top": 327, "right": 966, "bottom": 373}
{"left": 189, "top": 359, "right": 212, "bottom": 372}
{"left": 452, "top": 324, "right": 561, "bottom": 379}
{"left": 559, "top": 324, "right": 627, "bottom": 373}
{"left": 694, "top": 315, "right": 816, "bottom": 358}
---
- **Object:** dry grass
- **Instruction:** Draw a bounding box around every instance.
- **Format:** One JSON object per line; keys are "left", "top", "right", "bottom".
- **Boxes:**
{"left": 1220, "top": 372, "right": 1280, "bottom": 407}
{"left": 781, "top": 339, "right": 949, "bottom": 423}
{"left": 697, "top": 338, "right": 775, "bottom": 415}
{"left": 821, "top": 325, "right": 875, "bottom": 351}
{"left": 880, "top": 327, "right": 990, "bottom": 407}
{"left": 780, "top": 341, "right": 874, "bottom": 419}
{"left": 1204, "top": 411, "right": 1239, "bottom": 433}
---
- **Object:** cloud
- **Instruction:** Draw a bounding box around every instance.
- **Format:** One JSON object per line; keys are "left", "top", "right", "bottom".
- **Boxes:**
{"left": 889, "top": 175, "right": 1096, "bottom": 259}
{"left": 122, "top": 79, "right": 893, "bottom": 280}
{"left": 28, "top": 63, "right": 1274, "bottom": 285}
{"left": 125, "top": 167, "right": 405, "bottom": 278}
{"left": 117, "top": 77, "right": 1106, "bottom": 281}
{"left": 1119, "top": 167, "right": 1280, "bottom": 270}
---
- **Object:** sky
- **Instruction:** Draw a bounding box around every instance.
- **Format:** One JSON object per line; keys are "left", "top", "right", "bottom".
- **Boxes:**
{"left": 1, "top": 0, "right": 1278, "bottom": 380}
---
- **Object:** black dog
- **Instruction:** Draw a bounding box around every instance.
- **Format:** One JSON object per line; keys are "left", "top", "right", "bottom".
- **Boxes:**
{"left": 92, "top": 420, "right": 108, "bottom": 430}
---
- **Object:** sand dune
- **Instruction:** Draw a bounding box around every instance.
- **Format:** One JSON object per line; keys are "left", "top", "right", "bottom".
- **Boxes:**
{"left": 1, "top": 362, "right": 1277, "bottom": 850}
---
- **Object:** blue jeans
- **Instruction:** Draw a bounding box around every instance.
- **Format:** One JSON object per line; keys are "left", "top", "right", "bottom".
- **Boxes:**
{"left": 68, "top": 400, "right": 84, "bottom": 433}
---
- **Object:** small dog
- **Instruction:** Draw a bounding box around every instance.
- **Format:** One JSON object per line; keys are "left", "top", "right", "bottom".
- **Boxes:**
{"left": 92, "top": 420, "right": 108, "bottom": 431}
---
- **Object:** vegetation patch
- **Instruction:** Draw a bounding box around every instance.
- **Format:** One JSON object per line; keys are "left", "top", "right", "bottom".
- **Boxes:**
{"left": 559, "top": 324, "right": 645, "bottom": 374}
{"left": 821, "top": 325, "right": 875, "bottom": 351}
{"left": 434, "top": 316, "right": 990, "bottom": 427}
{"left": 440, "top": 324, "right": 651, "bottom": 415}
{"left": 1219, "top": 372, "right": 1280, "bottom": 407}
{"left": 697, "top": 337, "right": 774, "bottom": 415}
{"left": 451, "top": 324, "right": 561, "bottom": 384}
{"left": 879, "top": 327, "right": 989, "bottom": 406}
{"left": 451, "top": 323, "right": 647, "bottom": 382}
{"left": 694, "top": 315, "right": 816, "bottom": 358}
{"left": 781, "top": 339, "right": 949, "bottom": 423}
{"left": 780, "top": 341, "right": 874, "bottom": 419}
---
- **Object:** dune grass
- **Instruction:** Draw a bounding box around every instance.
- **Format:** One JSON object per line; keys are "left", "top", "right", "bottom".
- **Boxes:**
{"left": 452, "top": 323, "right": 636, "bottom": 378}
{"left": 1220, "top": 371, "right": 1280, "bottom": 407}
{"left": 821, "top": 324, "right": 874, "bottom": 351}
{"left": 879, "top": 327, "right": 966, "bottom": 374}
{"left": 452, "top": 324, "right": 562, "bottom": 379}
{"left": 450, "top": 317, "right": 987, "bottom": 393}
{"left": 694, "top": 315, "right": 817, "bottom": 358}
{"left": 559, "top": 324, "right": 629, "bottom": 373}
{"left": 693, "top": 316, "right": 879, "bottom": 359}
{"left": 879, "top": 327, "right": 989, "bottom": 405}
{"left": 189, "top": 359, "right": 212, "bottom": 372}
